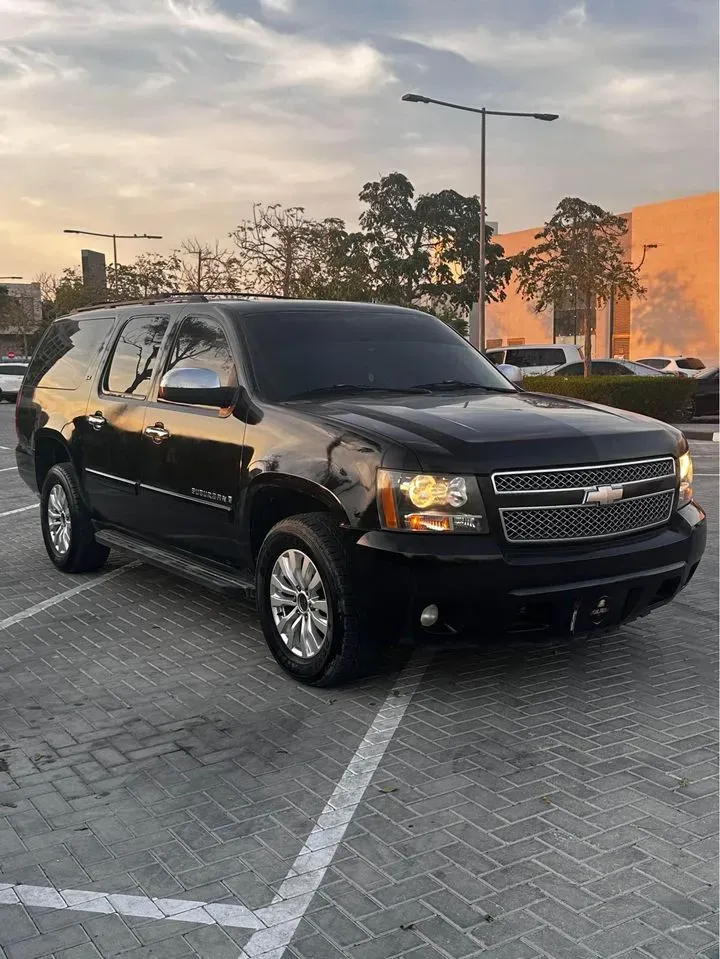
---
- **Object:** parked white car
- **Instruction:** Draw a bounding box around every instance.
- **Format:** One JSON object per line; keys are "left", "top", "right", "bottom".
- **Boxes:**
{"left": 635, "top": 356, "right": 706, "bottom": 378}
{"left": 0, "top": 361, "right": 28, "bottom": 402}
{"left": 486, "top": 344, "right": 583, "bottom": 375}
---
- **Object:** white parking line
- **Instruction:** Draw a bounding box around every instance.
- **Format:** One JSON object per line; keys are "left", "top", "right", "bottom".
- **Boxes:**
{"left": 0, "top": 652, "right": 430, "bottom": 955}
{"left": 0, "top": 465, "right": 18, "bottom": 472}
{"left": 0, "top": 503, "right": 38, "bottom": 518}
{"left": 0, "top": 562, "right": 140, "bottom": 631}
{"left": 0, "top": 885, "right": 262, "bottom": 929}
{"left": 237, "top": 652, "right": 430, "bottom": 958}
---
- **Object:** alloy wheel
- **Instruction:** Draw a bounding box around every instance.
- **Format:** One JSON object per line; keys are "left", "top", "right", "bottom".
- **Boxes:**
{"left": 270, "top": 548, "right": 329, "bottom": 658}
{"left": 47, "top": 484, "right": 72, "bottom": 556}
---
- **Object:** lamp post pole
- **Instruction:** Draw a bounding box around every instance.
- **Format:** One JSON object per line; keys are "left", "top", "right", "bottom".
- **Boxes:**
{"left": 63, "top": 229, "right": 163, "bottom": 294}
{"left": 402, "top": 93, "right": 558, "bottom": 351}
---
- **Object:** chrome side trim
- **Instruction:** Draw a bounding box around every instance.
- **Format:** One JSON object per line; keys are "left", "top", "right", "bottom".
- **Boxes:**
{"left": 85, "top": 468, "right": 135, "bottom": 487}
{"left": 139, "top": 483, "right": 233, "bottom": 511}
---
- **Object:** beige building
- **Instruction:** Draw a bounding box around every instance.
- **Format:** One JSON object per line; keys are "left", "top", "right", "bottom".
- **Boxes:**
{"left": 486, "top": 192, "right": 719, "bottom": 366}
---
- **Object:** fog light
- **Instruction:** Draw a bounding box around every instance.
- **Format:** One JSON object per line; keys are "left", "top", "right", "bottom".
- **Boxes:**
{"left": 420, "top": 604, "right": 439, "bottom": 628}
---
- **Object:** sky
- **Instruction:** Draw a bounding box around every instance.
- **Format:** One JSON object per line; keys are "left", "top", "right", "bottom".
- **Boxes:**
{"left": 1, "top": 0, "right": 718, "bottom": 278}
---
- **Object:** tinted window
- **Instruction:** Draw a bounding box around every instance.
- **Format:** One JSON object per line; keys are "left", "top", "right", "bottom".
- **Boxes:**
{"left": 507, "top": 348, "right": 566, "bottom": 367}
{"left": 594, "top": 361, "right": 630, "bottom": 375}
{"left": 25, "top": 318, "right": 113, "bottom": 391}
{"left": 164, "top": 316, "right": 236, "bottom": 387}
{"left": 637, "top": 358, "right": 666, "bottom": 369}
{"left": 677, "top": 357, "right": 705, "bottom": 370}
{"left": 559, "top": 362, "right": 583, "bottom": 376}
{"left": 0, "top": 364, "right": 27, "bottom": 375}
{"left": 105, "top": 315, "right": 169, "bottom": 397}
{"left": 486, "top": 350, "right": 505, "bottom": 365}
{"left": 238, "top": 308, "right": 515, "bottom": 402}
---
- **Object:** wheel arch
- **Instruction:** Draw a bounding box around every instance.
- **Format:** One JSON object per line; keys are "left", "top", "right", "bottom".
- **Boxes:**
{"left": 244, "top": 472, "right": 350, "bottom": 562}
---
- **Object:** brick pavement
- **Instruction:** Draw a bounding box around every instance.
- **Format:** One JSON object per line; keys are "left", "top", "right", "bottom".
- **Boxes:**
{"left": 0, "top": 406, "right": 717, "bottom": 958}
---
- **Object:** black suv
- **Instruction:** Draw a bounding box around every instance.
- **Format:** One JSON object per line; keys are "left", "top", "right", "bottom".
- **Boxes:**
{"left": 16, "top": 296, "right": 706, "bottom": 685}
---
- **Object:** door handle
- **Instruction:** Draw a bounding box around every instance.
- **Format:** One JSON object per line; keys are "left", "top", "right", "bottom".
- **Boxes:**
{"left": 144, "top": 423, "right": 170, "bottom": 443}
{"left": 87, "top": 412, "right": 105, "bottom": 430}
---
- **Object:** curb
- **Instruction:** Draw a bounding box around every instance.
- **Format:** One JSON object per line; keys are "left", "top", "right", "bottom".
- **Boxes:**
{"left": 680, "top": 427, "right": 719, "bottom": 442}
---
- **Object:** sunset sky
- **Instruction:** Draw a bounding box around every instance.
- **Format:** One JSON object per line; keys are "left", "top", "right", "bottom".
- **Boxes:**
{"left": 1, "top": 0, "right": 717, "bottom": 279}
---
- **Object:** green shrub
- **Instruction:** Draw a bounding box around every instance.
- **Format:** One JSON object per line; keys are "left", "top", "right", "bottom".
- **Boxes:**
{"left": 523, "top": 375, "right": 698, "bottom": 423}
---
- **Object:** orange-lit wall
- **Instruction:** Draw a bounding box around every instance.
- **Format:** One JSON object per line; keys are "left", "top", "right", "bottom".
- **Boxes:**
{"left": 487, "top": 192, "right": 719, "bottom": 365}
{"left": 628, "top": 193, "right": 718, "bottom": 365}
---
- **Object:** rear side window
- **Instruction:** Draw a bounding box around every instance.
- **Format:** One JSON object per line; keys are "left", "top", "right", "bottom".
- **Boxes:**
{"left": 559, "top": 362, "right": 583, "bottom": 376}
{"left": 486, "top": 350, "right": 505, "bottom": 364}
{"left": 677, "top": 357, "right": 704, "bottom": 371}
{"left": 24, "top": 317, "right": 113, "bottom": 391}
{"left": 104, "top": 315, "right": 169, "bottom": 398}
{"left": 508, "top": 348, "right": 565, "bottom": 367}
{"left": 637, "top": 358, "right": 666, "bottom": 369}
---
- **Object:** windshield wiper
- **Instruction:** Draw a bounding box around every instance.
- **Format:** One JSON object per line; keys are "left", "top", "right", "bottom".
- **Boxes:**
{"left": 286, "top": 383, "right": 431, "bottom": 400}
{"left": 410, "top": 379, "right": 513, "bottom": 393}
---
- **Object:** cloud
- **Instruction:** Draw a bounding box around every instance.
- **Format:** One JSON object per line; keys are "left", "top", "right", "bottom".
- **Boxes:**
{"left": 0, "top": 0, "right": 716, "bottom": 278}
{"left": 258, "top": 0, "right": 293, "bottom": 13}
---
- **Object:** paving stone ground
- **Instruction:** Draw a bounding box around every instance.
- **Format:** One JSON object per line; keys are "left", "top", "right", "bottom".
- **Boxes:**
{"left": 0, "top": 404, "right": 717, "bottom": 959}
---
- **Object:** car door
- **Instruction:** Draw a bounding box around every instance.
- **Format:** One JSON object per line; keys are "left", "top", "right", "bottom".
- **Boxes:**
{"left": 80, "top": 313, "right": 170, "bottom": 530}
{"left": 136, "top": 312, "right": 247, "bottom": 563}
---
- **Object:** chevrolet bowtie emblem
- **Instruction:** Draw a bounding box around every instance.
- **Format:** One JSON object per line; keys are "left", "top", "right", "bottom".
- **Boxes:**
{"left": 584, "top": 484, "right": 624, "bottom": 505}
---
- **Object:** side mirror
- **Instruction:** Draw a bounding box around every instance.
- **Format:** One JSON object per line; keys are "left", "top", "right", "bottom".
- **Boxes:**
{"left": 497, "top": 363, "right": 524, "bottom": 387}
{"left": 159, "top": 367, "right": 235, "bottom": 408}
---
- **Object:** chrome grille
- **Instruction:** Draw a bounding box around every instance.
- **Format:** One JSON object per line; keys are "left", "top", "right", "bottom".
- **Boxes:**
{"left": 493, "top": 457, "right": 675, "bottom": 494}
{"left": 500, "top": 490, "right": 675, "bottom": 544}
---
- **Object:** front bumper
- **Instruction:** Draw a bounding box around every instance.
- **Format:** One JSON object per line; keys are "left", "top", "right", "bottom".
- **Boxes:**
{"left": 353, "top": 502, "right": 707, "bottom": 639}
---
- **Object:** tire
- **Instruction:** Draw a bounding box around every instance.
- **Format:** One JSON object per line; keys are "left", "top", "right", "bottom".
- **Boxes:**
{"left": 256, "top": 512, "right": 373, "bottom": 686}
{"left": 680, "top": 395, "right": 696, "bottom": 422}
{"left": 40, "top": 463, "right": 110, "bottom": 573}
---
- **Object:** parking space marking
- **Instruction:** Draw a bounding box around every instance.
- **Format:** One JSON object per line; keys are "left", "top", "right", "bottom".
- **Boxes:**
{"left": 0, "top": 465, "right": 18, "bottom": 471}
{"left": 0, "top": 652, "right": 430, "bottom": 954}
{"left": 0, "top": 561, "right": 140, "bottom": 631}
{"left": 0, "top": 884, "right": 263, "bottom": 930}
{"left": 237, "top": 652, "right": 430, "bottom": 959}
{"left": 0, "top": 503, "right": 38, "bottom": 518}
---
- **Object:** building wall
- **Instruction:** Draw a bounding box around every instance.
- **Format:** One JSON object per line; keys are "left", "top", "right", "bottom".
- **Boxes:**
{"left": 628, "top": 193, "right": 718, "bottom": 366}
{"left": 487, "top": 192, "right": 718, "bottom": 365}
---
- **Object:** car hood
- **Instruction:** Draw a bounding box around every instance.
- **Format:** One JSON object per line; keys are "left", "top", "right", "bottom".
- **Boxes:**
{"left": 308, "top": 390, "right": 684, "bottom": 473}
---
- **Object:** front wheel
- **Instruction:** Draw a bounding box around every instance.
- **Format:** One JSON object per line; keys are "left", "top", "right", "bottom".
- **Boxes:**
{"left": 40, "top": 463, "right": 110, "bottom": 573}
{"left": 256, "top": 513, "right": 373, "bottom": 686}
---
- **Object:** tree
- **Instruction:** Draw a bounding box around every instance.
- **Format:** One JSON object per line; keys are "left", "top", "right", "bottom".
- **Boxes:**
{"left": 298, "top": 219, "right": 372, "bottom": 302}
{"left": 230, "top": 204, "right": 328, "bottom": 297}
{"left": 511, "top": 198, "right": 646, "bottom": 375}
{"left": 357, "top": 172, "right": 510, "bottom": 317}
{"left": 166, "top": 239, "right": 243, "bottom": 293}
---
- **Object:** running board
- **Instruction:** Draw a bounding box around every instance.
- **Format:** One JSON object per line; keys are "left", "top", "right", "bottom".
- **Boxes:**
{"left": 95, "top": 529, "right": 255, "bottom": 598}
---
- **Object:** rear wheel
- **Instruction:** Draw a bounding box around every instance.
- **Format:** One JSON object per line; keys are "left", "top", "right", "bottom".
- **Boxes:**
{"left": 256, "top": 513, "right": 373, "bottom": 686}
{"left": 40, "top": 463, "right": 110, "bottom": 573}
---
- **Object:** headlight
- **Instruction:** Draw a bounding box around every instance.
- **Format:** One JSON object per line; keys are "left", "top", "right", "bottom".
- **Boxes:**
{"left": 377, "top": 470, "right": 488, "bottom": 533}
{"left": 677, "top": 451, "right": 694, "bottom": 508}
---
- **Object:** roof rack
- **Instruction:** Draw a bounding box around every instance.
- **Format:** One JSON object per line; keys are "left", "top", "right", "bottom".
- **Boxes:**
{"left": 70, "top": 291, "right": 299, "bottom": 314}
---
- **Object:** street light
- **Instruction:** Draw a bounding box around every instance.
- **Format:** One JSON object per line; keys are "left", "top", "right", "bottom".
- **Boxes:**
{"left": 402, "top": 92, "right": 559, "bottom": 350}
{"left": 63, "top": 229, "right": 163, "bottom": 293}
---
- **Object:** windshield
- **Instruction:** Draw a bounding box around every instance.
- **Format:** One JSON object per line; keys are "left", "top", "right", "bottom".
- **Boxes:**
{"left": 625, "top": 360, "right": 664, "bottom": 375}
{"left": 237, "top": 307, "right": 516, "bottom": 402}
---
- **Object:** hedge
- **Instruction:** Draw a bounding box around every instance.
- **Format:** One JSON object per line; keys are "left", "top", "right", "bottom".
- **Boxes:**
{"left": 523, "top": 376, "right": 698, "bottom": 423}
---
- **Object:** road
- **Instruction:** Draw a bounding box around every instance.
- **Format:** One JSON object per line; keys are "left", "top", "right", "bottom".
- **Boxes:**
{"left": 0, "top": 403, "right": 717, "bottom": 959}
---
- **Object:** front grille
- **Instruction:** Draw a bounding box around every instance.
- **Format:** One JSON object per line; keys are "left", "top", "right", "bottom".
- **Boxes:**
{"left": 500, "top": 490, "right": 675, "bottom": 544}
{"left": 493, "top": 457, "right": 675, "bottom": 494}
